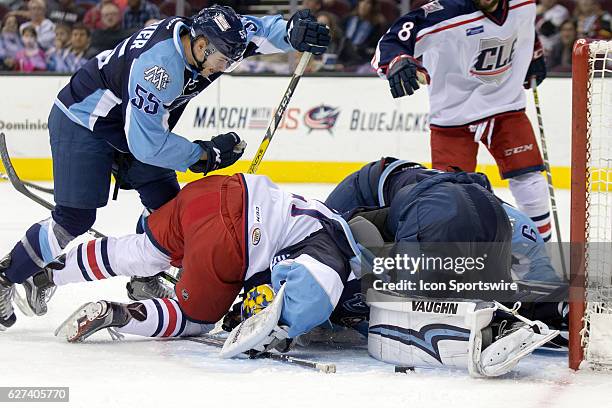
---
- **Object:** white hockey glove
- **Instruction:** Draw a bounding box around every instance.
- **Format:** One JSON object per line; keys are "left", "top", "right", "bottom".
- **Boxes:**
{"left": 220, "top": 284, "right": 289, "bottom": 358}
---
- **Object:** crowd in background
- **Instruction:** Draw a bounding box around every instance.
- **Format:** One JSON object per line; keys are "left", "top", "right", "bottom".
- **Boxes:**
{"left": 0, "top": 0, "right": 609, "bottom": 74}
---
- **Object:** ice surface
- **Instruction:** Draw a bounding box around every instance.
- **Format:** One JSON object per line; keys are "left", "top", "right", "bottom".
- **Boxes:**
{"left": 1, "top": 182, "right": 610, "bottom": 408}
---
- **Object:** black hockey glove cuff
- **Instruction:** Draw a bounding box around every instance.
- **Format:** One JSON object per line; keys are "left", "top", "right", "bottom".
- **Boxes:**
{"left": 189, "top": 132, "right": 246, "bottom": 174}
{"left": 287, "top": 9, "right": 330, "bottom": 55}
{"left": 524, "top": 39, "right": 547, "bottom": 89}
{"left": 387, "top": 54, "right": 430, "bottom": 98}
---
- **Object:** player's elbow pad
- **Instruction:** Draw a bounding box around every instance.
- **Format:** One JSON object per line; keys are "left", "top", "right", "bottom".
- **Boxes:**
{"left": 272, "top": 258, "right": 337, "bottom": 338}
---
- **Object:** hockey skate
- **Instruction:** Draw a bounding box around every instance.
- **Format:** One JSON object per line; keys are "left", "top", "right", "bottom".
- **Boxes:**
{"left": 126, "top": 273, "right": 175, "bottom": 301}
{"left": 17, "top": 269, "right": 56, "bottom": 317}
{"left": 55, "top": 301, "right": 130, "bottom": 342}
{"left": 0, "top": 254, "right": 16, "bottom": 330}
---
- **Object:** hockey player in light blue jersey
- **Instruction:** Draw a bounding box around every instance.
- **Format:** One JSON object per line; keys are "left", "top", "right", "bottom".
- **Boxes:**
{"left": 0, "top": 5, "right": 330, "bottom": 330}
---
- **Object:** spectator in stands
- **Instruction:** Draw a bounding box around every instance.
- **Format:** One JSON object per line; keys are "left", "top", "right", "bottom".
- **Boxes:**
{"left": 19, "top": 0, "right": 55, "bottom": 50}
{"left": 14, "top": 25, "right": 46, "bottom": 71}
{"left": 86, "top": 2, "right": 134, "bottom": 58}
{"left": 48, "top": 23, "right": 89, "bottom": 72}
{"left": 342, "top": 0, "right": 386, "bottom": 64}
{"left": 47, "top": 0, "right": 84, "bottom": 27}
{"left": 122, "top": 0, "right": 160, "bottom": 30}
{"left": 574, "top": 0, "right": 611, "bottom": 39}
{"left": 313, "top": 11, "right": 360, "bottom": 71}
{"left": 45, "top": 22, "right": 71, "bottom": 71}
{"left": 536, "top": 0, "right": 569, "bottom": 57}
{"left": 0, "top": 14, "right": 23, "bottom": 70}
{"left": 83, "top": 0, "right": 117, "bottom": 30}
{"left": 62, "top": 22, "right": 89, "bottom": 71}
{"left": 548, "top": 19, "right": 577, "bottom": 72}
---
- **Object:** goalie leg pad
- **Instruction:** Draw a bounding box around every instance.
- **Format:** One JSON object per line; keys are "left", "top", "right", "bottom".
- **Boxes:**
{"left": 366, "top": 289, "right": 496, "bottom": 374}
{"left": 366, "top": 290, "right": 559, "bottom": 377}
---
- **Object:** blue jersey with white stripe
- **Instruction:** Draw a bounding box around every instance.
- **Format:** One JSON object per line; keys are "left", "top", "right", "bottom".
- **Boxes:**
{"left": 55, "top": 15, "right": 292, "bottom": 172}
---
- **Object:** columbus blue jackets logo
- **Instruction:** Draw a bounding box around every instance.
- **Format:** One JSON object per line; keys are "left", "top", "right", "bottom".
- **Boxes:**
{"left": 304, "top": 105, "right": 340, "bottom": 133}
{"left": 470, "top": 36, "right": 518, "bottom": 85}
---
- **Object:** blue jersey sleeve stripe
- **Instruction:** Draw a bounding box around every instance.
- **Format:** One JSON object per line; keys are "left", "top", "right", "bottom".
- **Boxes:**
{"left": 54, "top": 99, "right": 87, "bottom": 128}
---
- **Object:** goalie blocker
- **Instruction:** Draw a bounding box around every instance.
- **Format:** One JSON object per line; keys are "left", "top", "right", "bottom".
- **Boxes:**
{"left": 366, "top": 290, "right": 558, "bottom": 377}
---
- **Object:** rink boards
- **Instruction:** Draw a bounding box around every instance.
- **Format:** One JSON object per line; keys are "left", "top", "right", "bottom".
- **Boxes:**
{"left": 0, "top": 75, "right": 572, "bottom": 188}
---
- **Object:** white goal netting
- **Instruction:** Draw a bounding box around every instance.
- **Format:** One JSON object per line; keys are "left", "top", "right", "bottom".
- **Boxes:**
{"left": 579, "top": 40, "right": 612, "bottom": 368}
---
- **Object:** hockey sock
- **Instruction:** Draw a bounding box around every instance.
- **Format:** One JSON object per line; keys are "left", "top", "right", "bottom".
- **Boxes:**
{"left": 52, "top": 234, "right": 171, "bottom": 286}
{"left": 508, "top": 172, "right": 552, "bottom": 241}
{"left": 118, "top": 298, "right": 212, "bottom": 337}
{"left": 5, "top": 218, "right": 74, "bottom": 284}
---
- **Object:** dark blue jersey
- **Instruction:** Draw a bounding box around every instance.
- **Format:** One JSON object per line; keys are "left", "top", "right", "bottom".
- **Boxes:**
{"left": 55, "top": 15, "right": 292, "bottom": 171}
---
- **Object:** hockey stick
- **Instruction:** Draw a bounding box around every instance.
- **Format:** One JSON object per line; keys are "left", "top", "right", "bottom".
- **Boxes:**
{"left": 0, "top": 132, "right": 106, "bottom": 236}
{"left": 0, "top": 133, "right": 179, "bottom": 285}
{"left": 530, "top": 79, "right": 568, "bottom": 280}
{"left": 0, "top": 171, "right": 54, "bottom": 195}
{"left": 247, "top": 52, "right": 312, "bottom": 174}
{"left": 185, "top": 334, "right": 336, "bottom": 373}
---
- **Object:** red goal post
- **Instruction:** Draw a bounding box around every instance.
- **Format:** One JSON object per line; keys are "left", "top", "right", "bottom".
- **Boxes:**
{"left": 569, "top": 39, "right": 612, "bottom": 370}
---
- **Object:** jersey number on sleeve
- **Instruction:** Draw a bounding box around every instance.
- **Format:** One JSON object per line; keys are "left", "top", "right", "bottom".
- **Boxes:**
{"left": 131, "top": 84, "right": 160, "bottom": 115}
{"left": 521, "top": 225, "right": 538, "bottom": 242}
{"left": 397, "top": 22, "right": 415, "bottom": 42}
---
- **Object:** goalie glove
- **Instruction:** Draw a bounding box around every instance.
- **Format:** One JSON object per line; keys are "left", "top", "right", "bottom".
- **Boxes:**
{"left": 386, "top": 54, "right": 430, "bottom": 98}
{"left": 189, "top": 132, "right": 247, "bottom": 174}
{"left": 287, "top": 9, "right": 330, "bottom": 55}
{"left": 220, "top": 284, "right": 289, "bottom": 358}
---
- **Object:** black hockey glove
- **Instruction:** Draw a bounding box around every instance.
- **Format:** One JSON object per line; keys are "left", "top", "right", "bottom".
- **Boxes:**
{"left": 287, "top": 9, "right": 330, "bottom": 55}
{"left": 189, "top": 132, "right": 246, "bottom": 174}
{"left": 524, "top": 38, "right": 547, "bottom": 89}
{"left": 386, "top": 55, "right": 430, "bottom": 98}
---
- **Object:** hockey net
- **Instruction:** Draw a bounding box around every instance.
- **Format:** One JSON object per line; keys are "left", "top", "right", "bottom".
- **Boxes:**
{"left": 569, "top": 39, "right": 612, "bottom": 370}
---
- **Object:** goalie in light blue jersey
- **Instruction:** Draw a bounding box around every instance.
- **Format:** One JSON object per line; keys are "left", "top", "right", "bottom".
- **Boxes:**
{"left": 0, "top": 6, "right": 330, "bottom": 331}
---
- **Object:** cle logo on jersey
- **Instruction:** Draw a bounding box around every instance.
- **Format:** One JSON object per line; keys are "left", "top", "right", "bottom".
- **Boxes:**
{"left": 469, "top": 36, "right": 517, "bottom": 85}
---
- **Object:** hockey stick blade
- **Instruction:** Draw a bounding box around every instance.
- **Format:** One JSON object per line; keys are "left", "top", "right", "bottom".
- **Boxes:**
{"left": 185, "top": 335, "right": 336, "bottom": 373}
{"left": 1, "top": 133, "right": 54, "bottom": 212}
{"left": 0, "top": 172, "right": 55, "bottom": 195}
{"left": 0, "top": 133, "right": 108, "bottom": 238}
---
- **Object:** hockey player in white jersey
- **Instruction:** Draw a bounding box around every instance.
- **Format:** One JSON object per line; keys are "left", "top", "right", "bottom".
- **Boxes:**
{"left": 371, "top": 0, "right": 554, "bottom": 244}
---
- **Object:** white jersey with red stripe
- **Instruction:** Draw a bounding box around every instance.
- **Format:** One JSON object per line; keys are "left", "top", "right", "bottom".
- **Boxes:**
{"left": 372, "top": 0, "right": 537, "bottom": 127}
{"left": 240, "top": 174, "right": 355, "bottom": 281}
